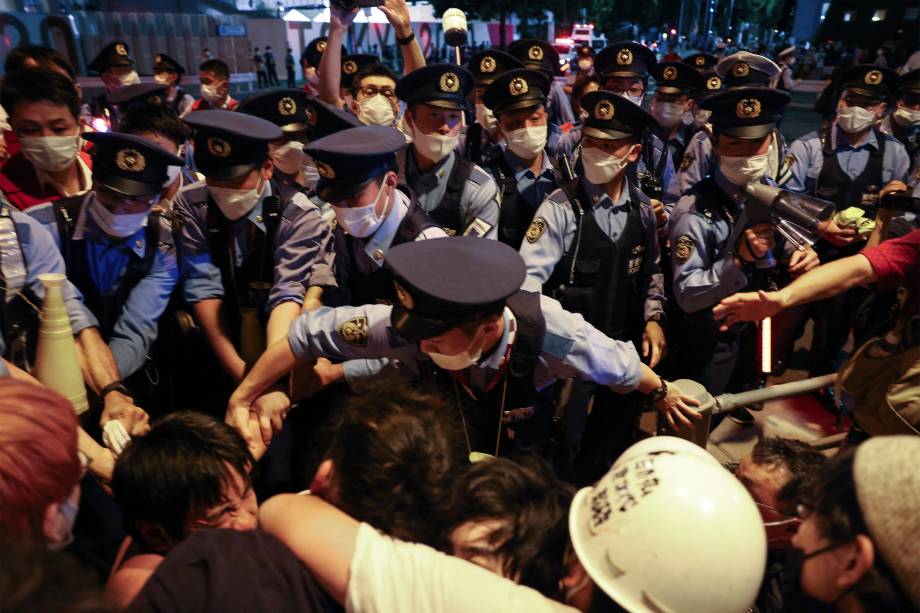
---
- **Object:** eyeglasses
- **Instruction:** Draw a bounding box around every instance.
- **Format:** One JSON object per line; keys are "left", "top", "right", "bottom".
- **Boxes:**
{"left": 360, "top": 85, "right": 396, "bottom": 101}
{"left": 604, "top": 83, "right": 646, "bottom": 98}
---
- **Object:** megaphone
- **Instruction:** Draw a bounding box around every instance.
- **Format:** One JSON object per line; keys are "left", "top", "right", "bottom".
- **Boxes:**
{"left": 744, "top": 183, "right": 834, "bottom": 251}
{"left": 442, "top": 8, "right": 468, "bottom": 48}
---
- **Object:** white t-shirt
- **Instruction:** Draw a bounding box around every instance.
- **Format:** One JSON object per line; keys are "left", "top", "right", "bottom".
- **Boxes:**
{"left": 346, "top": 523, "right": 578, "bottom": 613}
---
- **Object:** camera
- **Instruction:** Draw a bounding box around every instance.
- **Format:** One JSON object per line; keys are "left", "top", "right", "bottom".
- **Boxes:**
{"left": 879, "top": 192, "right": 920, "bottom": 214}
{"left": 330, "top": 0, "right": 383, "bottom": 9}
{"left": 638, "top": 171, "right": 663, "bottom": 201}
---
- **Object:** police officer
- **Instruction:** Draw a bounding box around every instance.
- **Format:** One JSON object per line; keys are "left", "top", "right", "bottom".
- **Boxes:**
{"left": 683, "top": 52, "right": 718, "bottom": 74}
{"left": 30, "top": 132, "right": 185, "bottom": 388}
{"left": 518, "top": 92, "right": 667, "bottom": 479}
{"left": 227, "top": 237, "right": 701, "bottom": 456}
{"left": 153, "top": 53, "right": 195, "bottom": 117}
{"left": 305, "top": 124, "right": 446, "bottom": 309}
{"left": 574, "top": 44, "right": 596, "bottom": 77}
{"left": 463, "top": 49, "right": 523, "bottom": 166}
{"left": 776, "top": 46, "right": 799, "bottom": 93}
{"left": 301, "top": 37, "right": 340, "bottom": 96}
{"left": 650, "top": 62, "right": 706, "bottom": 191}
{"left": 780, "top": 64, "right": 910, "bottom": 375}
{"left": 678, "top": 52, "right": 786, "bottom": 195}
{"left": 106, "top": 83, "right": 171, "bottom": 133}
{"left": 85, "top": 40, "right": 140, "bottom": 132}
{"left": 881, "top": 69, "right": 920, "bottom": 175}
{"left": 508, "top": 39, "right": 575, "bottom": 127}
{"left": 176, "top": 110, "right": 336, "bottom": 383}
{"left": 481, "top": 68, "right": 565, "bottom": 248}
{"left": 561, "top": 42, "right": 679, "bottom": 206}
{"left": 669, "top": 88, "right": 814, "bottom": 400}
{"left": 396, "top": 64, "right": 500, "bottom": 238}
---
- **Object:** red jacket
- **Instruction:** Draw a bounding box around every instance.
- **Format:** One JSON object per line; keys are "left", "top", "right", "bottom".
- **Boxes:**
{"left": 188, "top": 97, "right": 239, "bottom": 112}
{"left": 0, "top": 150, "right": 92, "bottom": 211}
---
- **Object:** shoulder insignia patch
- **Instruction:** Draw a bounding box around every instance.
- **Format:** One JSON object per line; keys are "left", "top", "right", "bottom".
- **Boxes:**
{"left": 525, "top": 217, "right": 548, "bottom": 243}
{"left": 679, "top": 152, "right": 694, "bottom": 171}
{"left": 338, "top": 317, "right": 368, "bottom": 347}
{"left": 463, "top": 217, "right": 493, "bottom": 238}
{"left": 542, "top": 330, "right": 575, "bottom": 360}
{"left": 675, "top": 234, "right": 695, "bottom": 263}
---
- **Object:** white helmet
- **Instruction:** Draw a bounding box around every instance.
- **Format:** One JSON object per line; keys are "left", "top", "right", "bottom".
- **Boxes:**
{"left": 569, "top": 447, "right": 767, "bottom": 613}
{"left": 614, "top": 435, "right": 720, "bottom": 469}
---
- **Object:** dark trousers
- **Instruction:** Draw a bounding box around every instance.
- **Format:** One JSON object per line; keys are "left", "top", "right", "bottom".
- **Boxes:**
{"left": 266, "top": 66, "right": 280, "bottom": 87}
{"left": 286, "top": 67, "right": 296, "bottom": 88}
{"left": 256, "top": 70, "right": 268, "bottom": 89}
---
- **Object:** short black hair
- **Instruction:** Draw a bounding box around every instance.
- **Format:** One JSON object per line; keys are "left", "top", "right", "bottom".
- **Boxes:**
{"left": 199, "top": 58, "right": 230, "bottom": 80}
{"left": 0, "top": 69, "right": 81, "bottom": 122}
{"left": 323, "top": 379, "right": 466, "bottom": 549}
{"left": 750, "top": 437, "right": 827, "bottom": 513}
{"left": 443, "top": 455, "right": 575, "bottom": 596}
{"left": 120, "top": 105, "right": 189, "bottom": 146}
{"left": 350, "top": 64, "right": 398, "bottom": 98}
{"left": 3, "top": 44, "right": 76, "bottom": 81}
{"left": 112, "top": 411, "right": 252, "bottom": 547}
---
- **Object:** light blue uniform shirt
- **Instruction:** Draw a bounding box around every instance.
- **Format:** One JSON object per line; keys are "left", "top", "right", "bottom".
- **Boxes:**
{"left": 288, "top": 294, "right": 645, "bottom": 394}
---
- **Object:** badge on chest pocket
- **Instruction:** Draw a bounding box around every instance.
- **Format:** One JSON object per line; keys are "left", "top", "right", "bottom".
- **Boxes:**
{"left": 627, "top": 244, "right": 645, "bottom": 275}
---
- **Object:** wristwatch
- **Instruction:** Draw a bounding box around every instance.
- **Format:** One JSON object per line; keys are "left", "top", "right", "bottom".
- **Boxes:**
{"left": 649, "top": 378, "right": 668, "bottom": 402}
{"left": 99, "top": 380, "right": 131, "bottom": 399}
{"left": 396, "top": 32, "right": 415, "bottom": 46}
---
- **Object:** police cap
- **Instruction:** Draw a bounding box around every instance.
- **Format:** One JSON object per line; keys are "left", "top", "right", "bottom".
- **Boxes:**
{"left": 303, "top": 36, "right": 344, "bottom": 69}
{"left": 88, "top": 40, "right": 134, "bottom": 74}
{"left": 683, "top": 53, "right": 718, "bottom": 71}
{"left": 483, "top": 68, "right": 550, "bottom": 116}
{"left": 183, "top": 110, "right": 282, "bottom": 180}
{"left": 385, "top": 236, "right": 526, "bottom": 341}
{"left": 84, "top": 131, "right": 185, "bottom": 197}
{"left": 581, "top": 90, "right": 658, "bottom": 140}
{"left": 109, "top": 83, "right": 169, "bottom": 114}
{"left": 596, "top": 41, "right": 657, "bottom": 79}
{"left": 237, "top": 89, "right": 313, "bottom": 133}
{"left": 508, "top": 39, "right": 560, "bottom": 77}
{"left": 840, "top": 64, "right": 900, "bottom": 100}
{"left": 900, "top": 68, "right": 920, "bottom": 95}
{"left": 466, "top": 49, "right": 523, "bottom": 86}
{"left": 305, "top": 125, "right": 405, "bottom": 202}
{"left": 303, "top": 96, "right": 363, "bottom": 141}
{"left": 396, "top": 64, "right": 474, "bottom": 111}
{"left": 701, "top": 87, "right": 790, "bottom": 139}
{"left": 695, "top": 71, "right": 724, "bottom": 100}
{"left": 341, "top": 54, "right": 381, "bottom": 90}
{"left": 716, "top": 52, "right": 780, "bottom": 88}
{"left": 154, "top": 53, "right": 185, "bottom": 75}
{"left": 653, "top": 61, "right": 705, "bottom": 95}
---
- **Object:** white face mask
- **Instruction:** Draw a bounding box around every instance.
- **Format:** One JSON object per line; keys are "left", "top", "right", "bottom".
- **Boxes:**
{"left": 89, "top": 195, "right": 150, "bottom": 238}
{"left": 720, "top": 153, "right": 770, "bottom": 186}
{"left": 163, "top": 164, "right": 181, "bottom": 188}
{"left": 426, "top": 327, "right": 484, "bottom": 371}
{"left": 618, "top": 91, "right": 644, "bottom": 107}
{"left": 47, "top": 497, "right": 79, "bottom": 550}
{"left": 200, "top": 83, "right": 225, "bottom": 105}
{"left": 411, "top": 124, "right": 458, "bottom": 164}
{"left": 357, "top": 95, "right": 397, "bottom": 127}
{"left": 333, "top": 179, "right": 389, "bottom": 238}
{"left": 581, "top": 145, "right": 634, "bottom": 185}
{"left": 208, "top": 179, "right": 264, "bottom": 220}
{"left": 475, "top": 103, "right": 498, "bottom": 134}
{"left": 650, "top": 99, "right": 686, "bottom": 128}
{"left": 505, "top": 125, "right": 547, "bottom": 159}
{"left": 692, "top": 108, "right": 712, "bottom": 128}
{"left": 836, "top": 105, "right": 878, "bottom": 133}
{"left": 270, "top": 140, "right": 307, "bottom": 176}
{"left": 893, "top": 106, "right": 920, "bottom": 127}
{"left": 116, "top": 70, "right": 141, "bottom": 88}
{"left": 19, "top": 134, "right": 82, "bottom": 173}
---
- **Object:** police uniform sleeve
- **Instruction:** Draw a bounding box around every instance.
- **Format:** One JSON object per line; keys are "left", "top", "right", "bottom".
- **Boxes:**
{"left": 781, "top": 133, "right": 820, "bottom": 193}
{"left": 549, "top": 80, "right": 576, "bottom": 126}
{"left": 175, "top": 186, "right": 225, "bottom": 304}
{"left": 657, "top": 143, "right": 679, "bottom": 205}
{"left": 536, "top": 295, "right": 644, "bottom": 392}
{"left": 639, "top": 201, "right": 667, "bottom": 321}
{"left": 460, "top": 165, "right": 501, "bottom": 239}
{"left": 518, "top": 191, "right": 571, "bottom": 292}
{"left": 677, "top": 132, "right": 713, "bottom": 196}
{"left": 107, "top": 238, "right": 180, "bottom": 378}
{"left": 669, "top": 198, "right": 749, "bottom": 313}
{"left": 288, "top": 304, "right": 418, "bottom": 364}
{"left": 13, "top": 210, "right": 99, "bottom": 333}
{"left": 268, "top": 194, "right": 337, "bottom": 311}
{"left": 416, "top": 226, "right": 451, "bottom": 240}
{"left": 884, "top": 137, "right": 911, "bottom": 184}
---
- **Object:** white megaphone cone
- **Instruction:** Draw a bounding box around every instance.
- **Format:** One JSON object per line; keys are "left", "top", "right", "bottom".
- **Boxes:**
{"left": 33, "top": 273, "right": 88, "bottom": 415}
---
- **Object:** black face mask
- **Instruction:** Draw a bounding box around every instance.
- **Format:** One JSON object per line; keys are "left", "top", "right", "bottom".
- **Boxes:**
{"left": 780, "top": 545, "right": 846, "bottom": 613}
